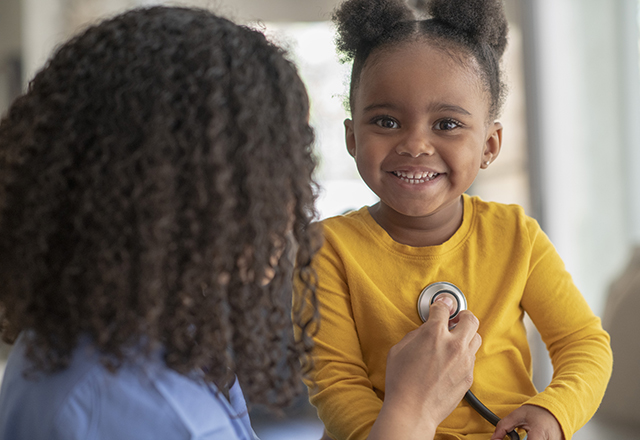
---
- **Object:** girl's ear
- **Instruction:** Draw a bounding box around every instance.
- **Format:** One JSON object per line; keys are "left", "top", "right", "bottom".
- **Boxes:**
{"left": 344, "top": 119, "right": 356, "bottom": 158}
{"left": 481, "top": 121, "right": 503, "bottom": 169}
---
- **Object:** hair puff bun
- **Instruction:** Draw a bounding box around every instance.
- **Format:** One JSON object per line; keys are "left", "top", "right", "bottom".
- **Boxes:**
{"left": 426, "top": 0, "right": 508, "bottom": 57}
{"left": 333, "top": 0, "right": 416, "bottom": 61}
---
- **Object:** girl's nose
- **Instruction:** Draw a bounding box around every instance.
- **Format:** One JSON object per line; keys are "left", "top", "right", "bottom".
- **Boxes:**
{"left": 395, "top": 131, "right": 434, "bottom": 157}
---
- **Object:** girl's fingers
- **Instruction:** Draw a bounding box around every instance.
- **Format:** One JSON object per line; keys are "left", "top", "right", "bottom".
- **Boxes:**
{"left": 492, "top": 422, "right": 529, "bottom": 440}
{"left": 491, "top": 422, "right": 517, "bottom": 440}
{"left": 492, "top": 405, "right": 563, "bottom": 440}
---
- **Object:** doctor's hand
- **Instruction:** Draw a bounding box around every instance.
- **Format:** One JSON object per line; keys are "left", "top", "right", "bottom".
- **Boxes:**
{"left": 367, "top": 296, "right": 482, "bottom": 440}
{"left": 491, "top": 404, "right": 564, "bottom": 440}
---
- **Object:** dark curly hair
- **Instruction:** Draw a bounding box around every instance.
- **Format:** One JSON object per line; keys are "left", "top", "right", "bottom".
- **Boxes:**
{"left": 333, "top": 0, "right": 509, "bottom": 119}
{"left": 0, "top": 6, "right": 321, "bottom": 409}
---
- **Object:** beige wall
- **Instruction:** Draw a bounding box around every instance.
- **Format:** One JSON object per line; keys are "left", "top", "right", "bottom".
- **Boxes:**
{"left": 212, "top": 0, "right": 342, "bottom": 22}
{"left": 0, "top": 0, "right": 22, "bottom": 112}
{"left": 15, "top": 0, "right": 345, "bottom": 85}
{"left": 0, "top": 0, "right": 21, "bottom": 60}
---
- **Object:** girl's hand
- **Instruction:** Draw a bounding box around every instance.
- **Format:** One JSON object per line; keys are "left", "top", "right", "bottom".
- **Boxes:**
{"left": 491, "top": 404, "right": 564, "bottom": 440}
{"left": 368, "top": 296, "right": 482, "bottom": 440}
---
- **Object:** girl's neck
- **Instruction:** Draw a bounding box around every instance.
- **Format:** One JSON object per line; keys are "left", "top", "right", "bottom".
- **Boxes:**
{"left": 368, "top": 196, "right": 464, "bottom": 247}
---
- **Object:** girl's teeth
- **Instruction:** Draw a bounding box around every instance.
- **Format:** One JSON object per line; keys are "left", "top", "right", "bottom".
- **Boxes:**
{"left": 394, "top": 171, "right": 439, "bottom": 184}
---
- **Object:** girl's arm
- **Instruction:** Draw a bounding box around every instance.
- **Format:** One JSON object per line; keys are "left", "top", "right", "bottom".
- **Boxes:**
{"left": 500, "top": 220, "right": 613, "bottom": 440}
{"left": 301, "top": 240, "right": 383, "bottom": 439}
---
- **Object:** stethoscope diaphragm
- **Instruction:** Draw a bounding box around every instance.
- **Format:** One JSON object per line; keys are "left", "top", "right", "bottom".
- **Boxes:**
{"left": 417, "top": 281, "right": 467, "bottom": 323}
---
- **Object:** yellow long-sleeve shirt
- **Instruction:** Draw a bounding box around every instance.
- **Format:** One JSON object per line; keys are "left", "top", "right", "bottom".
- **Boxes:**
{"left": 304, "top": 195, "right": 612, "bottom": 440}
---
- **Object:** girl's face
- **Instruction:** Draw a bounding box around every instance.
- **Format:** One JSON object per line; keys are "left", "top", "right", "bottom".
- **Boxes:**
{"left": 345, "top": 41, "right": 502, "bottom": 222}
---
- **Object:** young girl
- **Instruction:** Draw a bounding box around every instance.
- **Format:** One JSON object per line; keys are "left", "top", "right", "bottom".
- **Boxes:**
{"left": 0, "top": 7, "right": 322, "bottom": 439}
{"left": 301, "top": 0, "right": 613, "bottom": 439}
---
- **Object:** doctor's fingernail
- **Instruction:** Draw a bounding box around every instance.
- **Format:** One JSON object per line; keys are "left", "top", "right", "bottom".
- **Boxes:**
{"left": 433, "top": 294, "right": 455, "bottom": 310}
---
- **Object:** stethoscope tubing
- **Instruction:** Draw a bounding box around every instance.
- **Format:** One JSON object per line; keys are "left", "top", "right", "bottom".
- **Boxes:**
{"left": 464, "top": 390, "right": 520, "bottom": 440}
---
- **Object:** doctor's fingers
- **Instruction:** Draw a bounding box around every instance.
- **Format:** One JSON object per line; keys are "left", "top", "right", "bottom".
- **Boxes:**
{"left": 424, "top": 299, "right": 455, "bottom": 331}
{"left": 450, "top": 310, "right": 481, "bottom": 345}
{"left": 390, "top": 302, "right": 455, "bottom": 353}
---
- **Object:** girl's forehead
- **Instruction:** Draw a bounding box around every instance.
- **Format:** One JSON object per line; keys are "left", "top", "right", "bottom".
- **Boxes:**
{"left": 356, "top": 41, "right": 487, "bottom": 114}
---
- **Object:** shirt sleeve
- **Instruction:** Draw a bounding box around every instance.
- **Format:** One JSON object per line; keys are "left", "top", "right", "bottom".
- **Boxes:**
{"left": 520, "top": 220, "right": 613, "bottom": 439}
{"left": 228, "top": 378, "right": 260, "bottom": 440}
{"left": 300, "top": 238, "right": 383, "bottom": 440}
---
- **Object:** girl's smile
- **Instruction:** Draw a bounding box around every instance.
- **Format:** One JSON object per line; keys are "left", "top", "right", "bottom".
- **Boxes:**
{"left": 345, "top": 40, "right": 503, "bottom": 246}
{"left": 391, "top": 169, "right": 441, "bottom": 185}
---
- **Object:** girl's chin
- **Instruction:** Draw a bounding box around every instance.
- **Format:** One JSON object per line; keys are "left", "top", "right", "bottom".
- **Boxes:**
{"left": 377, "top": 197, "right": 462, "bottom": 219}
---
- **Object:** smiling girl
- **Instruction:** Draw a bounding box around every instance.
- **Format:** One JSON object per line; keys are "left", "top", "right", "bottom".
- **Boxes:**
{"left": 300, "top": 0, "right": 613, "bottom": 439}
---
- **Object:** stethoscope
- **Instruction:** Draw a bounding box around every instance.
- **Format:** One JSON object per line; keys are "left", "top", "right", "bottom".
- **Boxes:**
{"left": 417, "top": 282, "right": 521, "bottom": 440}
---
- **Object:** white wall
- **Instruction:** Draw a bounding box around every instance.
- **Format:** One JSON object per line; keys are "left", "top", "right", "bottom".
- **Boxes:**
{"left": 620, "top": 0, "right": 640, "bottom": 244}
{"left": 0, "top": 0, "right": 21, "bottom": 55}
{"left": 523, "top": 0, "right": 639, "bottom": 316}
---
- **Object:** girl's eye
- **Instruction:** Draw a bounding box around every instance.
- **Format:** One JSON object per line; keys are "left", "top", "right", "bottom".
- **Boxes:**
{"left": 434, "top": 119, "right": 462, "bottom": 131}
{"left": 374, "top": 117, "right": 399, "bottom": 129}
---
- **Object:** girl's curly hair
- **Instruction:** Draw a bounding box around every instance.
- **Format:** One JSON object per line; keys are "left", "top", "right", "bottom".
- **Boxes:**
{"left": 0, "top": 6, "right": 321, "bottom": 409}
{"left": 334, "top": 0, "right": 509, "bottom": 119}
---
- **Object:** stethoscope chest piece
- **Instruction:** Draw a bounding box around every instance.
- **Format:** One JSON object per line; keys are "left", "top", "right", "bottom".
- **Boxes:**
{"left": 417, "top": 281, "right": 467, "bottom": 323}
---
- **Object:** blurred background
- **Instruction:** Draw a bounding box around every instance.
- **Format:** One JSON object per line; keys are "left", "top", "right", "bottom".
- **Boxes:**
{"left": 1, "top": 0, "right": 639, "bottom": 439}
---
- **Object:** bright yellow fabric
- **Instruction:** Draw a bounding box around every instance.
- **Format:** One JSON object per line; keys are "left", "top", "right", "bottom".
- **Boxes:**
{"left": 303, "top": 195, "right": 612, "bottom": 440}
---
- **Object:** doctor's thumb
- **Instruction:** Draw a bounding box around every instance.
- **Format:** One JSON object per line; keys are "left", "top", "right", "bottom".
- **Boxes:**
{"left": 433, "top": 293, "right": 457, "bottom": 317}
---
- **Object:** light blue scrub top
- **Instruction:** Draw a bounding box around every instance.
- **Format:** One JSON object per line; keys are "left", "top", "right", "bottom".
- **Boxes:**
{"left": 0, "top": 334, "right": 258, "bottom": 440}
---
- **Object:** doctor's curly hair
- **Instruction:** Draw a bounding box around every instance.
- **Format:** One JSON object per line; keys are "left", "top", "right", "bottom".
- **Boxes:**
{"left": 0, "top": 6, "right": 321, "bottom": 409}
